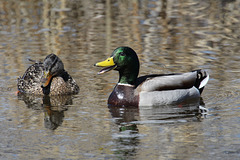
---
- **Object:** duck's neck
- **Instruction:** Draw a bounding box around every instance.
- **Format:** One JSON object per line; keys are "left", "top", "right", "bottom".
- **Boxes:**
{"left": 118, "top": 69, "right": 138, "bottom": 85}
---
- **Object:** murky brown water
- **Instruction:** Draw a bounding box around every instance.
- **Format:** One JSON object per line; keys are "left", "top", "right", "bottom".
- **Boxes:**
{"left": 0, "top": 0, "right": 240, "bottom": 159}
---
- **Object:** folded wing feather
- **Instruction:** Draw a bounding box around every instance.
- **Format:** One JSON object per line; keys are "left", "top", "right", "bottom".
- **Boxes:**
{"left": 139, "top": 72, "right": 197, "bottom": 92}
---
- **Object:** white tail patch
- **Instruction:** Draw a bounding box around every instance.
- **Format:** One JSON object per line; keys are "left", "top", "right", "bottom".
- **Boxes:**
{"left": 199, "top": 73, "right": 209, "bottom": 89}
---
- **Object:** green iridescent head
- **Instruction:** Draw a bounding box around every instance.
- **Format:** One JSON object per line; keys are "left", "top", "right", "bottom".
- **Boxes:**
{"left": 95, "top": 46, "right": 140, "bottom": 85}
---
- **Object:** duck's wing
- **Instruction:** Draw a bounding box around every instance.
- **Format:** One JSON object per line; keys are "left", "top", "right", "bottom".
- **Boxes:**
{"left": 137, "top": 69, "right": 209, "bottom": 93}
{"left": 17, "top": 63, "right": 44, "bottom": 94}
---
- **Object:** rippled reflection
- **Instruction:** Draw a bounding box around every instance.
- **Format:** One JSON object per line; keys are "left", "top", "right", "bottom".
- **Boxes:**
{"left": 0, "top": 0, "right": 240, "bottom": 159}
{"left": 18, "top": 94, "right": 74, "bottom": 130}
{"left": 109, "top": 99, "right": 207, "bottom": 125}
{"left": 109, "top": 99, "right": 208, "bottom": 159}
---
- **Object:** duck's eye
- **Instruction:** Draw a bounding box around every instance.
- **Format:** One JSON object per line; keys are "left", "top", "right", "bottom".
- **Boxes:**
{"left": 119, "top": 52, "right": 126, "bottom": 56}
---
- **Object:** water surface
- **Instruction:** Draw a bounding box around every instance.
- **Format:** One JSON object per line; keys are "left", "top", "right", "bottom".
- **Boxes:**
{"left": 0, "top": 0, "right": 240, "bottom": 159}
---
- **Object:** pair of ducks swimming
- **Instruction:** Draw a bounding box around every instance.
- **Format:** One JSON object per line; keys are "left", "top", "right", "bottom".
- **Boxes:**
{"left": 17, "top": 47, "right": 209, "bottom": 107}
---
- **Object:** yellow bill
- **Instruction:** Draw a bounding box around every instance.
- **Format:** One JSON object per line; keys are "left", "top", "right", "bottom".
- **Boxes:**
{"left": 95, "top": 57, "right": 117, "bottom": 74}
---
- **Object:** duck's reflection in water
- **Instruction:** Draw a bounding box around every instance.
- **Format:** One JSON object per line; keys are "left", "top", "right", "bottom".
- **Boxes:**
{"left": 108, "top": 99, "right": 208, "bottom": 158}
{"left": 108, "top": 106, "right": 140, "bottom": 158}
{"left": 109, "top": 98, "right": 208, "bottom": 157}
{"left": 18, "top": 93, "right": 75, "bottom": 130}
{"left": 109, "top": 98, "right": 208, "bottom": 126}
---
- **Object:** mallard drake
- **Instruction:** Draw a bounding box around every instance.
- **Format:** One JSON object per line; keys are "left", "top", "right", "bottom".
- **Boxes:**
{"left": 17, "top": 54, "right": 79, "bottom": 95}
{"left": 95, "top": 46, "right": 209, "bottom": 107}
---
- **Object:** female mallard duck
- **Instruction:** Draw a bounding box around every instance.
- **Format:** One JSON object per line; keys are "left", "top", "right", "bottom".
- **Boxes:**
{"left": 17, "top": 54, "right": 79, "bottom": 95}
{"left": 95, "top": 46, "right": 209, "bottom": 107}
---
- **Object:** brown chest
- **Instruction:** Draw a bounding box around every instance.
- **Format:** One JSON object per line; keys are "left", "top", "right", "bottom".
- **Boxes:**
{"left": 108, "top": 84, "right": 139, "bottom": 107}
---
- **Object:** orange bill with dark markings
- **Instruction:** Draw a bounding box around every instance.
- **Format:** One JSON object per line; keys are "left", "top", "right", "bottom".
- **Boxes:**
{"left": 41, "top": 71, "right": 52, "bottom": 87}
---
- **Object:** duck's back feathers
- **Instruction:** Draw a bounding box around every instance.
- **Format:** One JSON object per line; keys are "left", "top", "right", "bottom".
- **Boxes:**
{"left": 137, "top": 69, "right": 209, "bottom": 94}
{"left": 136, "top": 69, "right": 209, "bottom": 106}
{"left": 18, "top": 62, "right": 43, "bottom": 94}
{"left": 137, "top": 72, "right": 196, "bottom": 92}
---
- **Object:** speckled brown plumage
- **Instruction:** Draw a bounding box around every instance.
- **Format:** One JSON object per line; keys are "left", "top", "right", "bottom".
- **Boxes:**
{"left": 17, "top": 55, "right": 79, "bottom": 95}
